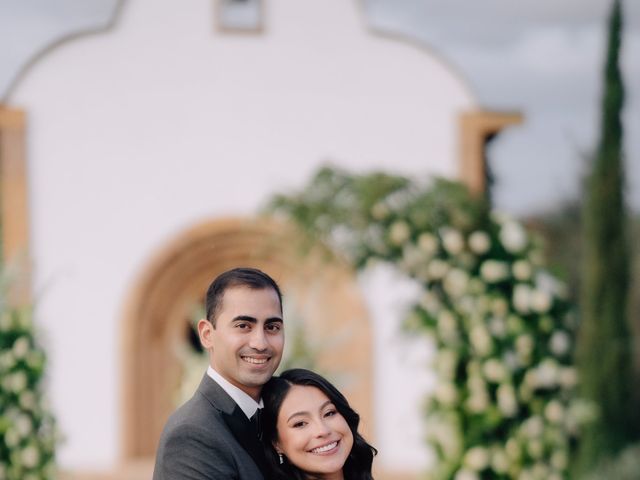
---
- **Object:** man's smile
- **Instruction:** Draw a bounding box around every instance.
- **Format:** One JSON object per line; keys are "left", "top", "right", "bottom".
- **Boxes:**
{"left": 240, "top": 355, "right": 270, "bottom": 365}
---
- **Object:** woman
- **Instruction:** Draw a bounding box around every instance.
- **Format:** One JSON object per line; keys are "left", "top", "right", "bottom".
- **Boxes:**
{"left": 261, "top": 368, "right": 377, "bottom": 480}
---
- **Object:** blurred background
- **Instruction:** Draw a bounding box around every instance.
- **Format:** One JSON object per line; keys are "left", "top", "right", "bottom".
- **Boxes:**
{"left": 0, "top": 0, "right": 638, "bottom": 479}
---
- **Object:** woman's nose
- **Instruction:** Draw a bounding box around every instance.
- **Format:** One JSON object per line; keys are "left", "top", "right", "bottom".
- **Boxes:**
{"left": 313, "top": 419, "right": 331, "bottom": 437}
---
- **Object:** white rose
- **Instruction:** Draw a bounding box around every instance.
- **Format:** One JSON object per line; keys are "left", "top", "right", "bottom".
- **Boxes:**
{"left": 531, "top": 462, "right": 549, "bottom": 478}
{"left": 418, "top": 232, "right": 439, "bottom": 255}
{"left": 435, "top": 382, "right": 458, "bottom": 406}
{"left": 0, "top": 352, "right": 16, "bottom": 371}
{"left": 482, "top": 359, "right": 507, "bottom": 382}
{"left": 401, "top": 244, "right": 423, "bottom": 272}
{"left": 12, "top": 337, "right": 30, "bottom": 359}
{"left": 480, "top": 260, "right": 509, "bottom": 283}
{"left": 389, "top": 221, "right": 411, "bottom": 245}
{"left": 19, "top": 391, "right": 37, "bottom": 411}
{"left": 419, "top": 291, "right": 441, "bottom": 314}
{"left": 444, "top": 269, "right": 469, "bottom": 298}
{"left": 437, "top": 311, "right": 457, "bottom": 335}
{"left": 549, "top": 331, "right": 571, "bottom": 356}
{"left": 535, "top": 358, "right": 560, "bottom": 388}
{"left": 466, "top": 392, "right": 489, "bottom": 413}
{"left": 427, "top": 259, "right": 449, "bottom": 280}
{"left": 4, "top": 428, "right": 20, "bottom": 448}
{"left": 519, "top": 468, "right": 535, "bottom": 480}
{"left": 512, "top": 260, "right": 532, "bottom": 281}
{"left": 470, "top": 326, "right": 493, "bottom": 356}
{"left": 527, "top": 439, "right": 544, "bottom": 459}
{"left": 490, "top": 447, "right": 510, "bottom": 473}
{"left": 468, "top": 231, "right": 491, "bottom": 255}
{"left": 454, "top": 469, "right": 480, "bottom": 480}
{"left": 550, "top": 450, "right": 568, "bottom": 470}
{"left": 502, "top": 350, "right": 519, "bottom": 371}
{"left": 530, "top": 289, "right": 552, "bottom": 313}
{"left": 426, "top": 415, "right": 463, "bottom": 460}
{"left": 515, "top": 334, "right": 534, "bottom": 359}
{"left": 21, "top": 445, "right": 40, "bottom": 468}
{"left": 464, "top": 446, "right": 490, "bottom": 471}
{"left": 497, "top": 383, "right": 518, "bottom": 417}
{"left": 3, "top": 371, "right": 27, "bottom": 392}
{"left": 15, "top": 414, "right": 32, "bottom": 437}
{"left": 490, "top": 297, "right": 509, "bottom": 316}
{"left": 441, "top": 228, "right": 465, "bottom": 255}
{"left": 500, "top": 222, "right": 527, "bottom": 253}
{"left": 505, "top": 438, "right": 521, "bottom": 461}
{"left": 512, "top": 284, "right": 531, "bottom": 313}
{"left": 544, "top": 400, "right": 565, "bottom": 424}
{"left": 488, "top": 316, "right": 507, "bottom": 338}
{"left": 522, "top": 415, "right": 544, "bottom": 438}
{"left": 370, "top": 202, "right": 389, "bottom": 220}
{"left": 436, "top": 350, "right": 458, "bottom": 379}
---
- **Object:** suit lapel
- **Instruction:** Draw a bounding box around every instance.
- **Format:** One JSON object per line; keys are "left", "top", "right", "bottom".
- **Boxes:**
{"left": 197, "top": 375, "right": 267, "bottom": 472}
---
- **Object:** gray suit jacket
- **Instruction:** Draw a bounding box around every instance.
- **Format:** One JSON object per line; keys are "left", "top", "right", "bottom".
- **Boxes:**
{"left": 153, "top": 374, "right": 265, "bottom": 480}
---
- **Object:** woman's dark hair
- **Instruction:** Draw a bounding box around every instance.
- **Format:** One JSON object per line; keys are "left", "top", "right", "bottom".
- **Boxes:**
{"left": 261, "top": 368, "right": 377, "bottom": 480}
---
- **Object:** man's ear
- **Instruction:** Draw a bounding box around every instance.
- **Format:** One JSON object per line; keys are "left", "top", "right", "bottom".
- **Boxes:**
{"left": 197, "top": 318, "right": 215, "bottom": 349}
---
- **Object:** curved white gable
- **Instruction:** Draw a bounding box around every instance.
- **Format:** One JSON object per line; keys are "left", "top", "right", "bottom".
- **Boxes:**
{"left": 10, "top": 0, "right": 476, "bottom": 471}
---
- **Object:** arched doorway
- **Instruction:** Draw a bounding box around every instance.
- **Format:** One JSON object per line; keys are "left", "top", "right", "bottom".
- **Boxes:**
{"left": 120, "top": 216, "right": 372, "bottom": 460}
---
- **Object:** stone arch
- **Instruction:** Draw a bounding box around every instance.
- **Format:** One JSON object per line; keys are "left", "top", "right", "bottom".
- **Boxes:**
{"left": 120, "top": 216, "right": 372, "bottom": 460}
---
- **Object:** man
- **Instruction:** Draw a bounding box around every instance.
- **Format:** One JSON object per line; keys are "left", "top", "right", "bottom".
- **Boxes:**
{"left": 153, "top": 267, "right": 285, "bottom": 479}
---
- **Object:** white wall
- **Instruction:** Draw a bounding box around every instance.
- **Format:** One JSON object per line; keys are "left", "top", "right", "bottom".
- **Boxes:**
{"left": 10, "top": 0, "right": 476, "bottom": 471}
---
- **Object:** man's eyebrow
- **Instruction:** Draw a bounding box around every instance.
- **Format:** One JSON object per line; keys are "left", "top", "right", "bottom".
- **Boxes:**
{"left": 287, "top": 401, "right": 332, "bottom": 422}
{"left": 232, "top": 315, "right": 283, "bottom": 323}
{"left": 232, "top": 315, "right": 257, "bottom": 323}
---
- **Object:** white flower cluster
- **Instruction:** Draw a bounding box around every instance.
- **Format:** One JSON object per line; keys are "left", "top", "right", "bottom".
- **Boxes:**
{"left": 393, "top": 213, "right": 581, "bottom": 479}
{"left": 0, "top": 305, "right": 57, "bottom": 480}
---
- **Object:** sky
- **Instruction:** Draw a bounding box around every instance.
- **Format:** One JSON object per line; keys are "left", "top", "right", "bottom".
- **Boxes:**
{"left": 1, "top": 0, "right": 638, "bottom": 215}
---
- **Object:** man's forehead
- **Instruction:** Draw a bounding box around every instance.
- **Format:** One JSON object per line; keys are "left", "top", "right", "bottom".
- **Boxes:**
{"left": 218, "top": 285, "right": 282, "bottom": 312}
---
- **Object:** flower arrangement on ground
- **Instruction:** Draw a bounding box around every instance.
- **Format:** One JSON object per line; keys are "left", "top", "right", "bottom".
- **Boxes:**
{"left": 0, "top": 286, "right": 57, "bottom": 480}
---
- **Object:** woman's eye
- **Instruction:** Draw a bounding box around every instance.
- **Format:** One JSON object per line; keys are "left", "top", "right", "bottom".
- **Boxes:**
{"left": 292, "top": 421, "right": 306, "bottom": 428}
{"left": 325, "top": 410, "right": 337, "bottom": 417}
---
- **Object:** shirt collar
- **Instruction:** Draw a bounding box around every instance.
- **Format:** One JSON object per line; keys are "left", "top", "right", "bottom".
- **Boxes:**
{"left": 207, "top": 366, "right": 263, "bottom": 419}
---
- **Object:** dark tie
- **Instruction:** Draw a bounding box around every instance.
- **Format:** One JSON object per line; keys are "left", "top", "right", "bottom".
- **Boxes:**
{"left": 250, "top": 408, "right": 262, "bottom": 440}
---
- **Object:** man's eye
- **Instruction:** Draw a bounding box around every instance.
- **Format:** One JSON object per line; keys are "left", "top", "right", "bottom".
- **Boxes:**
{"left": 236, "top": 323, "right": 250, "bottom": 329}
{"left": 266, "top": 324, "right": 281, "bottom": 332}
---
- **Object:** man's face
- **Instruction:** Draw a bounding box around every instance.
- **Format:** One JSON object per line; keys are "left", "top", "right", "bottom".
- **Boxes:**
{"left": 198, "top": 286, "right": 284, "bottom": 400}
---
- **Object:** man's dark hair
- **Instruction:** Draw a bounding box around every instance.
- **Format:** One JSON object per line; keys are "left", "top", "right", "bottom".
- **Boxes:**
{"left": 205, "top": 267, "right": 283, "bottom": 326}
{"left": 261, "top": 369, "right": 377, "bottom": 480}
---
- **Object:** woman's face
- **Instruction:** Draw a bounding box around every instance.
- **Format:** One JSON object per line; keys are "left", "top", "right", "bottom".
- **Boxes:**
{"left": 275, "top": 385, "right": 354, "bottom": 479}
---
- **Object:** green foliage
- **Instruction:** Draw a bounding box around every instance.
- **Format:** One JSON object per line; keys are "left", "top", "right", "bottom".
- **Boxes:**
{"left": 269, "top": 166, "right": 585, "bottom": 479}
{"left": 581, "top": 443, "right": 640, "bottom": 480}
{"left": 267, "top": 166, "right": 488, "bottom": 268}
{"left": 576, "top": 0, "right": 635, "bottom": 468}
{"left": 0, "top": 296, "right": 57, "bottom": 479}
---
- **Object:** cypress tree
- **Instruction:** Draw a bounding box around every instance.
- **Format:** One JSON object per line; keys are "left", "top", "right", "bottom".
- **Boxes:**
{"left": 576, "top": 0, "right": 634, "bottom": 468}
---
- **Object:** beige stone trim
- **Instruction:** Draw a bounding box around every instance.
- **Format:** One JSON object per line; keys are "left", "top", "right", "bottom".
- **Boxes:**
{"left": 120, "top": 217, "right": 373, "bottom": 464}
{"left": 459, "top": 110, "right": 523, "bottom": 195}
{"left": 0, "top": 106, "right": 31, "bottom": 305}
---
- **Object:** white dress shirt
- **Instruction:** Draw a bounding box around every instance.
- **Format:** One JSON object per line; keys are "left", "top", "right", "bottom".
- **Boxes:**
{"left": 207, "top": 366, "right": 263, "bottom": 419}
